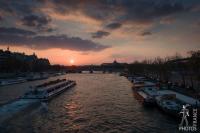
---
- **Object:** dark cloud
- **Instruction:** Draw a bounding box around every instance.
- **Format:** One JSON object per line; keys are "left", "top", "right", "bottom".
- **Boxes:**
{"left": 92, "top": 30, "right": 110, "bottom": 39}
{"left": 0, "top": 0, "right": 198, "bottom": 29}
{"left": 0, "top": 27, "right": 36, "bottom": 36}
{"left": 117, "top": 1, "right": 187, "bottom": 24}
{"left": 141, "top": 31, "right": 152, "bottom": 36}
{"left": 0, "top": 0, "right": 199, "bottom": 51}
{"left": 0, "top": 0, "right": 41, "bottom": 16}
{"left": 50, "top": 0, "right": 116, "bottom": 21}
{"left": 21, "top": 14, "right": 52, "bottom": 31}
{"left": 0, "top": 15, "right": 2, "bottom": 21}
{"left": 0, "top": 1, "right": 53, "bottom": 32}
{"left": 0, "top": 30, "right": 110, "bottom": 51}
{"left": 0, "top": 1, "right": 16, "bottom": 15}
{"left": 105, "top": 22, "right": 122, "bottom": 30}
{"left": 49, "top": 0, "right": 192, "bottom": 24}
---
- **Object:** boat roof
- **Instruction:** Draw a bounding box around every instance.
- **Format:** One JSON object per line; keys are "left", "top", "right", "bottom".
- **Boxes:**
{"left": 36, "top": 79, "right": 68, "bottom": 90}
{"left": 135, "top": 77, "right": 146, "bottom": 79}
{"left": 36, "top": 79, "right": 66, "bottom": 87}
{"left": 133, "top": 81, "right": 156, "bottom": 88}
{"left": 157, "top": 90, "right": 200, "bottom": 106}
{"left": 143, "top": 87, "right": 158, "bottom": 96}
{"left": 144, "top": 81, "right": 156, "bottom": 86}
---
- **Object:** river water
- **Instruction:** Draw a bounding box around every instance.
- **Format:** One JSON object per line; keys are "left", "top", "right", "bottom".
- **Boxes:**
{"left": 0, "top": 73, "right": 179, "bottom": 133}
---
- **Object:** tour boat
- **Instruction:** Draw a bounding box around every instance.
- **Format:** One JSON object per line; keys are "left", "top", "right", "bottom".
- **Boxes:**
{"left": 22, "top": 79, "right": 76, "bottom": 100}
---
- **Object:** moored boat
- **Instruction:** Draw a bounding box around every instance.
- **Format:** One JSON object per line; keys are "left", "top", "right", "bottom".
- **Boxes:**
{"left": 90, "top": 70, "right": 93, "bottom": 73}
{"left": 27, "top": 74, "right": 48, "bottom": 81}
{"left": 156, "top": 94, "right": 183, "bottom": 116}
{"left": 133, "top": 87, "right": 159, "bottom": 106}
{"left": 157, "top": 90, "right": 200, "bottom": 107}
{"left": 0, "top": 77, "right": 27, "bottom": 86}
{"left": 132, "top": 80, "right": 157, "bottom": 89}
{"left": 134, "top": 90, "right": 155, "bottom": 106}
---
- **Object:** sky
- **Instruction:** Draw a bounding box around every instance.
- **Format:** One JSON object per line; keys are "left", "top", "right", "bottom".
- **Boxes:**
{"left": 0, "top": 0, "right": 200, "bottom": 65}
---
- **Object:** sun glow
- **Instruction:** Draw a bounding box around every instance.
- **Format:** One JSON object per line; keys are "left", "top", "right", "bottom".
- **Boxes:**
{"left": 70, "top": 59, "right": 74, "bottom": 64}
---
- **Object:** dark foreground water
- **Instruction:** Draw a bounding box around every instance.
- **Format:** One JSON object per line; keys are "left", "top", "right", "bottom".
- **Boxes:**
{"left": 0, "top": 74, "right": 179, "bottom": 133}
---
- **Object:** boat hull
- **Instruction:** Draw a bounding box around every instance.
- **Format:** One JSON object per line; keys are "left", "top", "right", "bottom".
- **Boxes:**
{"left": 156, "top": 103, "right": 180, "bottom": 117}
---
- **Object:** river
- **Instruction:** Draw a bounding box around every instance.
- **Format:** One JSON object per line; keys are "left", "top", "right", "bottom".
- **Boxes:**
{"left": 0, "top": 73, "right": 179, "bottom": 133}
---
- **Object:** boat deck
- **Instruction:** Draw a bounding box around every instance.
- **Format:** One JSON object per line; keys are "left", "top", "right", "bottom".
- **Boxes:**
{"left": 36, "top": 80, "right": 68, "bottom": 90}
{"left": 157, "top": 90, "right": 200, "bottom": 106}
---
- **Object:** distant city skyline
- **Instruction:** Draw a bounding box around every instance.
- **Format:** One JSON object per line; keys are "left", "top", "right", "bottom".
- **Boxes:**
{"left": 0, "top": 0, "right": 200, "bottom": 65}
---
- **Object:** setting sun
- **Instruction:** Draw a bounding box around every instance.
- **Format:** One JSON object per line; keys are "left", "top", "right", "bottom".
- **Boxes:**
{"left": 70, "top": 59, "right": 74, "bottom": 64}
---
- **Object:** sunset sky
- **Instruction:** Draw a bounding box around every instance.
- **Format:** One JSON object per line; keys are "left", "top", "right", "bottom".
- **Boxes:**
{"left": 0, "top": 0, "right": 200, "bottom": 65}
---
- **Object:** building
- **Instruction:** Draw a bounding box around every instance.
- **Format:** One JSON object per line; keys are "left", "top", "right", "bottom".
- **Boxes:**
{"left": 101, "top": 60, "right": 128, "bottom": 72}
{"left": 0, "top": 48, "right": 50, "bottom": 72}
